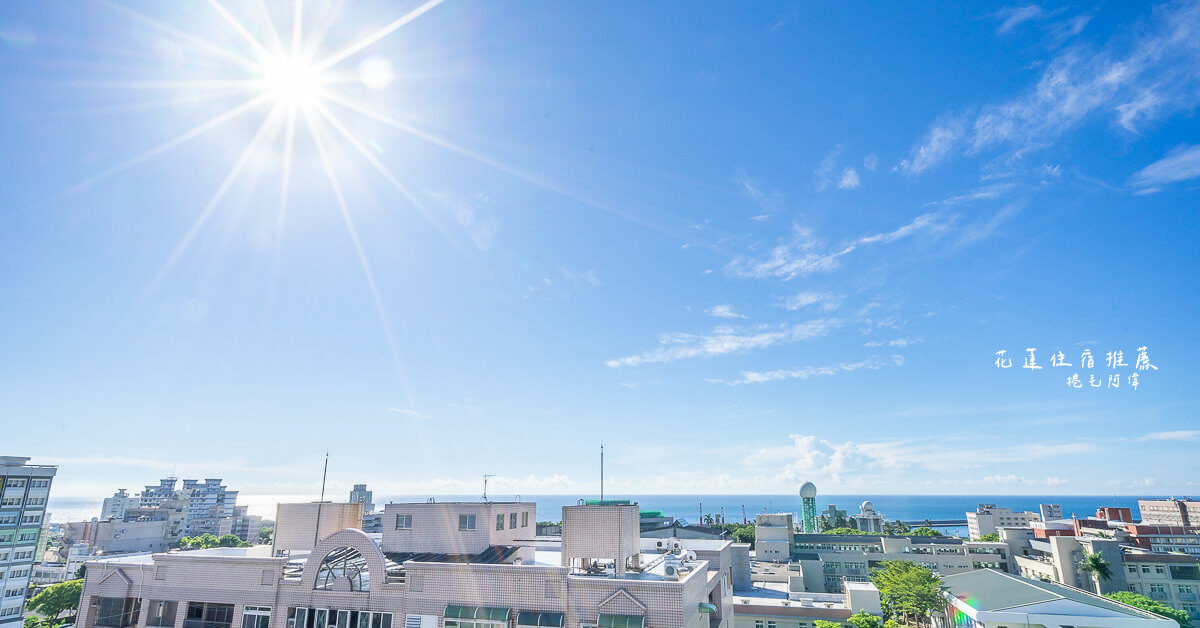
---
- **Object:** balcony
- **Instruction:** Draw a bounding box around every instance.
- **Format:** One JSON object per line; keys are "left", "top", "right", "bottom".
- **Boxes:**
{"left": 1179, "top": 592, "right": 1198, "bottom": 602}
{"left": 1149, "top": 592, "right": 1169, "bottom": 601}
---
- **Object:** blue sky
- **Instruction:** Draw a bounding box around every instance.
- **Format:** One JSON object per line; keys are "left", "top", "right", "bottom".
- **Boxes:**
{"left": 2, "top": 1, "right": 1198, "bottom": 505}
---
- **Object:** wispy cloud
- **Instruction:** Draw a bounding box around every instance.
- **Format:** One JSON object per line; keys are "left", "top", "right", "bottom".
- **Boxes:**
{"left": 705, "top": 304, "right": 747, "bottom": 319}
{"left": 902, "top": 2, "right": 1200, "bottom": 174}
{"left": 727, "top": 213, "right": 949, "bottom": 280}
{"left": 781, "top": 291, "right": 841, "bottom": 312}
{"left": 995, "top": 5, "right": 1044, "bottom": 34}
{"left": 815, "top": 147, "right": 841, "bottom": 190}
{"left": 735, "top": 168, "right": 782, "bottom": 219}
{"left": 717, "top": 354, "right": 903, "bottom": 385}
{"left": 1138, "top": 429, "right": 1200, "bottom": 441}
{"left": 864, "top": 337, "right": 922, "bottom": 348}
{"left": 605, "top": 319, "right": 838, "bottom": 368}
{"left": 839, "top": 167, "right": 861, "bottom": 190}
{"left": 1129, "top": 144, "right": 1200, "bottom": 192}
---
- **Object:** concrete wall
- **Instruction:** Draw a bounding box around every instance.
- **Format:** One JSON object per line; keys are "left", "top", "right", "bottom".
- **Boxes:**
{"left": 274, "top": 503, "right": 363, "bottom": 553}
{"left": 380, "top": 502, "right": 536, "bottom": 555}
{"left": 562, "top": 505, "right": 641, "bottom": 571}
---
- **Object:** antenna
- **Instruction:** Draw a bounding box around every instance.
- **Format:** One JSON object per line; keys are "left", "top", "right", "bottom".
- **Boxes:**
{"left": 600, "top": 443, "right": 605, "bottom": 502}
{"left": 482, "top": 474, "right": 496, "bottom": 501}
{"left": 314, "top": 452, "right": 329, "bottom": 547}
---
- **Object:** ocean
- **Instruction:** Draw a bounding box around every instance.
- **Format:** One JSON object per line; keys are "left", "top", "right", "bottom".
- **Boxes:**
{"left": 48, "top": 493, "right": 1162, "bottom": 537}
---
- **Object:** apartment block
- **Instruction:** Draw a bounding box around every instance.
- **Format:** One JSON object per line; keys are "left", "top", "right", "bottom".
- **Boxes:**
{"left": 76, "top": 500, "right": 734, "bottom": 628}
{"left": 965, "top": 504, "right": 1040, "bottom": 540}
{"left": 1139, "top": 499, "right": 1200, "bottom": 527}
{"left": 784, "top": 534, "right": 1007, "bottom": 593}
{"left": 1122, "top": 553, "right": 1200, "bottom": 620}
{"left": 753, "top": 515, "right": 792, "bottom": 563}
{"left": 0, "top": 456, "right": 56, "bottom": 626}
{"left": 103, "top": 490, "right": 140, "bottom": 521}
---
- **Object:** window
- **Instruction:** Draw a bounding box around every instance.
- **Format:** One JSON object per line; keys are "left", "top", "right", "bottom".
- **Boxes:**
{"left": 25, "top": 497, "right": 45, "bottom": 506}
{"left": 754, "top": 622, "right": 763, "bottom": 628}
{"left": 395, "top": 514, "right": 412, "bottom": 530}
{"left": 0, "top": 498, "right": 20, "bottom": 507}
{"left": 522, "top": 512, "right": 529, "bottom": 527}
{"left": 242, "top": 607, "right": 272, "bottom": 628}
{"left": 314, "top": 546, "right": 370, "bottom": 592}
{"left": 1156, "top": 566, "right": 1166, "bottom": 574}
{"left": 4, "top": 587, "right": 24, "bottom": 598}
{"left": 497, "top": 514, "right": 505, "bottom": 531}
{"left": 459, "top": 515, "right": 476, "bottom": 531}
{"left": 148, "top": 601, "right": 178, "bottom": 627}
{"left": 13, "top": 551, "right": 33, "bottom": 560}
{"left": 185, "top": 603, "right": 234, "bottom": 628}
{"left": 4, "top": 480, "right": 25, "bottom": 489}
{"left": 0, "top": 532, "right": 11, "bottom": 542}
{"left": 0, "top": 516, "right": 17, "bottom": 525}
{"left": 766, "top": 622, "right": 776, "bottom": 628}
{"left": 95, "top": 597, "right": 141, "bottom": 628}
{"left": 30, "top": 480, "right": 49, "bottom": 489}
{"left": 510, "top": 513, "right": 518, "bottom": 529}
{"left": 0, "top": 608, "right": 21, "bottom": 618}
{"left": 18, "top": 531, "right": 38, "bottom": 542}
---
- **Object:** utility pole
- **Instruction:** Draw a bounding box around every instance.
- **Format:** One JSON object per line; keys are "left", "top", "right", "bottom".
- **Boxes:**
{"left": 313, "top": 452, "right": 329, "bottom": 547}
{"left": 600, "top": 443, "right": 604, "bottom": 502}
{"left": 742, "top": 504, "right": 747, "bottom": 524}
{"left": 482, "top": 474, "right": 496, "bottom": 501}
{"left": 699, "top": 501, "right": 703, "bottom": 526}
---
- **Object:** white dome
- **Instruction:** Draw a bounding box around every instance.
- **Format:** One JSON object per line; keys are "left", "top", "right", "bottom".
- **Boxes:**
{"left": 861, "top": 500, "right": 874, "bottom": 512}
{"left": 799, "top": 482, "right": 817, "bottom": 498}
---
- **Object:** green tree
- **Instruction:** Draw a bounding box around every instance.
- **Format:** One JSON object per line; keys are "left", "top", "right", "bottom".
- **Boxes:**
{"left": 258, "top": 526, "right": 274, "bottom": 545}
{"left": 847, "top": 611, "right": 883, "bottom": 628}
{"left": 177, "top": 533, "right": 250, "bottom": 550}
{"left": 908, "top": 527, "right": 943, "bottom": 537}
{"left": 818, "top": 515, "right": 832, "bottom": 532}
{"left": 27, "top": 579, "right": 83, "bottom": 623}
{"left": 1107, "top": 592, "right": 1191, "bottom": 628}
{"left": 823, "top": 527, "right": 868, "bottom": 535}
{"left": 25, "top": 617, "right": 46, "bottom": 628}
{"left": 1078, "top": 550, "right": 1114, "bottom": 595}
{"left": 815, "top": 621, "right": 841, "bottom": 628}
{"left": 893, "top": 520, "right": 910, "bottom": 534}
{"left": 870, "top": 560, "right": 947, "bottom": 626}
{"left": 883, "top": 620, "right": 902, "bottom": 628}
{"left": 977, "top": 533, "right": 1000, "bottom": 542}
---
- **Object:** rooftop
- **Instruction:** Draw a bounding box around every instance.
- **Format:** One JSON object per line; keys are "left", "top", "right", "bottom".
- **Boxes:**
{"left": 942, "top": 569, "right": 1164, "bottom": 619}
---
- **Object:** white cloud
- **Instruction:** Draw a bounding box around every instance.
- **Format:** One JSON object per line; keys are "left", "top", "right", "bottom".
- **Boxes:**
{"left": 605, "top": 319, "right": 838, "bottom": 368}
{"left": 1129, "top": 144, "right": 1200, "bottom": 191}
{"left": 735, "top": 168, "right": 781, "bottom": 218}
{"left": 903, "top": 2, "right": 1200, "bottom": 173}
{"left": 995, "top": 5, "right": 1044, "bottom": 34}
{"left": 864, "top": 337, "right": 921, "bottom": 348}
{"left": 721, "top": 354, "right": 903, "bottom": 385}
{"left": 728, "top": 213, "right": 947, "bottom": 280}
{"left": 782, "top": 291, "right": 841, "bottom": 312}
{"left": 705, "top": 304, "right": 747, "bottom": 319}
{"left": 863, "top": 154, "right": 879, "bottom": 171}
{"left": 1138, "top": 429, "right": 1200, "bottom": 441}
{"left": 838, "top": 167, "right": 861, "bottom": 190}
{"left": 815, "top": 148, "right": 841, "bottom": 190}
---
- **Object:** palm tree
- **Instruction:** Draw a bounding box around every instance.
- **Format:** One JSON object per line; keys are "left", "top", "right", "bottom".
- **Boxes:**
{"left": 1078, "top": 550, "right": 1114, "bottom": 595}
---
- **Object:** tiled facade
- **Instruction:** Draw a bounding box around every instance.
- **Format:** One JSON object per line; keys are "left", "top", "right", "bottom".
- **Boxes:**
{"left": 0, "top": 456, "right": 56, "bottom": 626}
{"left": 78, "top": 501, "right": 732, "bottom": 628}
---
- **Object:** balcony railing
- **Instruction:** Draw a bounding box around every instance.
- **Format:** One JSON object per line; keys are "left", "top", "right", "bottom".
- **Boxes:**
{"left": 1149, "top": 592, "right": 1169, "bottom": 601}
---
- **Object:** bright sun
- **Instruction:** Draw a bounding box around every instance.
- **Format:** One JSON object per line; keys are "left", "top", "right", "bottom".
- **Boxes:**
{"left": 260, "top": 54, "right": 323, "bottom": 108}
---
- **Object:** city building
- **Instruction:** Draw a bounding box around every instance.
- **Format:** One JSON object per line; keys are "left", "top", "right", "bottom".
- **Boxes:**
{"left": 799, "top": 484, "right": 817, "bottom": 535}
{"left": 731, "top": 582, "right": 881, "bottom": 628}
{"left": 641, "top": 523, "right": 727, "bottom": 541}
{"left": 754, "top": 514, "right": 793, "bottom": 563}
{"left": 1040, "top": 504, "right": 1063, "bottom": 522}
{"left": 966, "top": 505, "right": 1041, "bottom": 540}
{"left": 818, "top": 506, "right": 847, "bottom": 529}
{"left": 1098, "top": 507, "right": 1135, "bottom": 523}
{"left": 76, "top": 499, "right": 734, "bottom": 628}
{"left": 783, "top": 534, "right": 1008, "bottom": 593}
{"left": 0, "top": 456, "right": 56, "bottom": 626}
{"left": 848, "top": 503, "right": 884, "bottom": 535}
{"left": 1119, "top": 524, "right": 1200, "bottom": 555}
{"left": 935, "top": 568, "right": 1176, "bottom": 628}
{"left": 1121, "top": 553, "right": 1200, "bottom": 620}
{"left": 219, "top": 506, "right": 265, "bottom": 543}
{"left": 102, "top": 490, "right": 139, "bottom": 521}
{"left": 63, "top": 519, "right": 174, "bottom": 555}
{"left": 1139, "top": 499, "right": 1200, "bottom": 527}
{"left": 349, "top": 485, "right": 375, "bottom": 514}
{"left": 134, "top": 477, "right": 240, "bottom": 536}
{"left": 1011, "top": 534, "right": 1127, "bottom": 593}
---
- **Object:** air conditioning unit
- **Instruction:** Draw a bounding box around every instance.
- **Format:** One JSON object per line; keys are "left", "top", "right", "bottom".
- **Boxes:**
{"left": 664, "top": 563, "right": 680, "bottom": 581}
{"left": 684, "top": 551, "right": 697, "bottom": 561}
{"left": 655, "top": 539, "right": 670, "bottom": 550}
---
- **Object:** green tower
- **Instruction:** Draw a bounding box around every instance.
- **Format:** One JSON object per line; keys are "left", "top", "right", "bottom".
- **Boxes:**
{"left": 800, "top": 481, "right": 817, "bottom": 533}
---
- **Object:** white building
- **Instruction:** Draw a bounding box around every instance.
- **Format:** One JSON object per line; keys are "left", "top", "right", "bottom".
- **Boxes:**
{"left": 101, "top": 490, "right": 139, "bottom": 521}
{"left": 1040, "top": 504, "right": 1063, "bottom": 521}
{"left": 848, "top": 502, "right": 884, "bottom": 534}
{"left": 966, "top": 504, "right": 1040, "bottom": 540}
{"left": 754, "top": 514, "right": 793, "bottom": 563}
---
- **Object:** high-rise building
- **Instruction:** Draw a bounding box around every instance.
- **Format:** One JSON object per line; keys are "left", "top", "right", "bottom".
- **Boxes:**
{"left": 966, "top": 504, "right": 1040, "bottom": 540}
{"left": 1139, "top": 498, "right": 1200, "bottom": 527}
{"left": 134, "top": 477, "right": 239, "bottom": 536}
{"left": 1039, "top": 503, "right": 1063, "bottom": 521}
{"left": 100, "top": 489, "right": 137, "bottom": 520}
{"left": 349, "top": 484, "right": 375, "bottom": 513}
{"left": 799, "top": 482, "right": 817, "bottom": 534}
{"left": 0, "top": 456, "right": 56, "bottom": 627}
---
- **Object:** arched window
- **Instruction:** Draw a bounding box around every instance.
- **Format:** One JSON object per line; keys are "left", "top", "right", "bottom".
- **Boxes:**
{"left": 314, "top": 546, "right": 370, "bottom": 591}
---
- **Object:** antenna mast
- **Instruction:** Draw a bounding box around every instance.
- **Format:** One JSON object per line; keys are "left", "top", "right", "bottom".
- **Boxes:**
{"left": 313, "top": 452, "right": 329, "bottom": 547}
{"left": 600, "top": 443, "right": 604, "bottom": 502}
{"left": 482, "top": 474, "right": 496, "bottom": 501}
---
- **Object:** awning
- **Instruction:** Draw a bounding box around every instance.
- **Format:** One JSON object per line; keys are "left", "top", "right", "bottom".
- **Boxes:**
{"left": 697, "top": 604, "right": 717, "bottom": 614}
{"left": 444, "top": 606, "right": 512, "bottom": 622}
{"left": 598, "top": 615, "right": 645, "bottom": 628}
{"left": 516, "top": 612, "right": 565, "bottom": 628}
